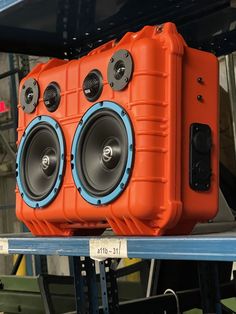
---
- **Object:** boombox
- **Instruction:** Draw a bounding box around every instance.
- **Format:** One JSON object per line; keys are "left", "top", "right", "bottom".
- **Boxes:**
{"left": 16, "top": 23, "right": 219, "bottom": 236}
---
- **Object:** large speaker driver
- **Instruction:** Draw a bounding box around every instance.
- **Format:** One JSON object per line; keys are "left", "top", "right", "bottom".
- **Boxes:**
{"left": 71, "top": 101, "right": 133, "bottom": 205}
{"left": 16, "top": 116, "right": 65, "bottom": 208}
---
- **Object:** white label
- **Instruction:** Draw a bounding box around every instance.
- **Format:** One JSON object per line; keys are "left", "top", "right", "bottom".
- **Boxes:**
{"left": 90, "top": 238, "right": 127, "bottom": 261}
{"left": 0, "top": 239, "right": 8, "bottom": 254}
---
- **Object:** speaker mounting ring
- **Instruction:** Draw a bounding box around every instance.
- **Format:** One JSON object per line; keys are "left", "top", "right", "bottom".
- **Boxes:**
{"left": 16, "top": 115, "right": 65, "bottom": 208}
{"left": 71, "top": 101, "right": 134, "bottom": 205}
{"left": 20, "top": 78, "right": 39, "bottom": 113}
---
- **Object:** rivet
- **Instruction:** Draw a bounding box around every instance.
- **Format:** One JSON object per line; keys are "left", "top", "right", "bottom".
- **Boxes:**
{"left": 197, "top": 77, "right": 203, "bottom": 83}
{"left": 124, "top": 52, "right": 129, "bottom": 58}
{"left": 110, "top": 57, "right": 114, "bottom": 63}
{"left": 197, "top": 95, "right": 203, "bottom": 102}
{"left": 124, "top": 76, "right": 128, "bottom": 82}
{"left": 110, "top": 82, "right": 114, "bottom": 87}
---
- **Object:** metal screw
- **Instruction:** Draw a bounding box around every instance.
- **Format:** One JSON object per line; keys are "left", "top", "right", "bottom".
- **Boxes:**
{"left": 110, "top": 57, "right": 114, "bottom": 63}
{"left": 197, "top": 77, "right": 203, "bottom": 84}
{"left": 124, "top": 52, "right": 129, "bottom": 58}
{"left": 110, "top": 82, "right": 114, "bottom": 87}
{"left": 33, "top": 80, "right": 37, "bottom": 86}
{"left": 22, "top": 105, "right": 25, "bottom": 110}
{"left": 197, "top": 95, "right": 203, "bottom": 102}
{"left": 22, "top": 85, "right": 25, "bottom": 89}
{"left": 124, "top": 76, "right": 128, "bottom": 82}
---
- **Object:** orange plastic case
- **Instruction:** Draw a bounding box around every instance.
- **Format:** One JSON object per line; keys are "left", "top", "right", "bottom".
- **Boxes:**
{"left": 16, "top": 23, "right": 219, "bottom": 236}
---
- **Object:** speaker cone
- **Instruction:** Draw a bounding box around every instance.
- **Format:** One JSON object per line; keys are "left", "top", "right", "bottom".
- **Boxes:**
{"left": 71, "top": 102, "right": 134, "bottom": 205}
{"left": 16, "top": 116, "right": 65, "bottom": 208}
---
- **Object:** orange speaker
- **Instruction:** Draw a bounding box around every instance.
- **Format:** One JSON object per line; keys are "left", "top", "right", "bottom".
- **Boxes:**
{"left": 16, "top": 23, "right": 219, "bottom": 236}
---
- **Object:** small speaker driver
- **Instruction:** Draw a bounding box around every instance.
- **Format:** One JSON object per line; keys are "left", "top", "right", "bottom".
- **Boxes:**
{"left": 16, "top": 116, "right": 65, "bottom": 208}
{"left": 20, "top": 78, "right": 39, "bottom": 113}
{"left": 108, "top": 49, "right": 133, "bottom": 91}
{"left": 43, "top": 82, "right": 61, "bottom": 112}
{"left": 83, "top": 69, "right": 103, "bottom": 102}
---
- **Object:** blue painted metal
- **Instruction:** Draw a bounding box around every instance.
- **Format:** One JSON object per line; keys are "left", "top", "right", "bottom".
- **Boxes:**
{"left": 16, "top": 115, "right": 65, "bottom": 208}
{"left": 71, "top": 101, "right": 134, "bottom": 205}
{"left": 0, "top": 0, "right": 23, "bottom": 12}
{"left": 3, "top": 234, "right": 236, "bottom": 261}
{"left": 99, "top": 261, "right": 109, "bottom": 314}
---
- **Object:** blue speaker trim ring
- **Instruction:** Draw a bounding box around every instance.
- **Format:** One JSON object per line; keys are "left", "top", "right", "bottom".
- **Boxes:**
{"left": 71, "top": 101, "right": 134, "bottom": 205}
{"left": 16, "top": 115, "right": 65, "bottom": 208}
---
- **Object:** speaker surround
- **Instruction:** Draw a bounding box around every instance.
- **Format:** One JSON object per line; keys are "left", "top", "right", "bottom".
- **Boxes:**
{"left": 16, "top": 115, "right": 65, "bottom": 208}
{"left": 71, "top": 101, "right": 133, "bottom": 205}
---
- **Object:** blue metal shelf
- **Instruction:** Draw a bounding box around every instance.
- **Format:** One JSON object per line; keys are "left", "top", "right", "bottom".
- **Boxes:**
{"left": 1, "top": 233, "right": 236, "bottom": 261}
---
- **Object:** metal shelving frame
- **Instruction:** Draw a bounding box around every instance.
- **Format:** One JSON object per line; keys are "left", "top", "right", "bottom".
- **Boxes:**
{"left": 1, "top": 233, "right": 236, "bottom": 262}
{"left": 1, "top": 1, "right": 236, "bottom": 313}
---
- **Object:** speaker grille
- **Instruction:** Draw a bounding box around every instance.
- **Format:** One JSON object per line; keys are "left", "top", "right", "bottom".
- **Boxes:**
{"left": 71, "top": 101, "right": 134, "bottom": 205}
{"left": 16, "top": 116, "right": 65, "bottom": 208}
{"left": 83, "top": 69, "right": 103, "bottom": 102}
{"left": 43, "top": 82, "right": 61, "bottom": 112}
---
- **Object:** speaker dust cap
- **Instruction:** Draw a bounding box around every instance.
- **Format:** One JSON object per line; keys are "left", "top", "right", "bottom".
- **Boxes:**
{"left": 16, "top": 116, "right": 65, "bottom": 208}
{"left": 20, "top": 78, "right": 39, "bottom": 113}
{"left": 71, "top": 101, "right": 134, "bottom": 205}
{"left": 108, "top": 49, "right": 133, "bottom": 91}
